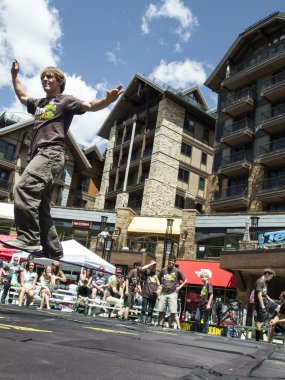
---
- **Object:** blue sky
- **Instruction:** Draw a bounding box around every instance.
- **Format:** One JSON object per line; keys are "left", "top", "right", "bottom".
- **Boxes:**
{"left": 0, "top": 0, "right": 284, "bottom": 150}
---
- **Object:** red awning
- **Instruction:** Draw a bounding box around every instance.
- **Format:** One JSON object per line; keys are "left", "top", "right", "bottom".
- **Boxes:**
{"left": 0, "top": 234, "right": 17, "bottom": 260}
{"left": 176, "top": 260, "right": 238, "bottom": 288}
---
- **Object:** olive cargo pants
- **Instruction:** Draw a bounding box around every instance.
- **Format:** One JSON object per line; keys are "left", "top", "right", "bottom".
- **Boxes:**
{"left": 14, "top": 147, "right": 65, "bottom": 252}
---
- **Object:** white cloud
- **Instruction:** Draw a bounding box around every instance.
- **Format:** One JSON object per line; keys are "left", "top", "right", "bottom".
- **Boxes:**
{"left": 149, "top": 59, "right": 207, "bottom": 89}
{"left": 0, "top": 0, "right": 112, "bottom": 150}
{"left": 141, "top": 0, "right": 198, "bottom": 41}
{"left": 174, "top": 43, "right": 182, "bottom": 53}
{"left": 105, "top": 41, "right": 125, "bottom": 65}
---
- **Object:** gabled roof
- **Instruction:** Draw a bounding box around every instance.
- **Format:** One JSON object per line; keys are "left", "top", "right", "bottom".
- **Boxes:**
{"left": 84, "top": 144, "right": 103, "bottom": 161}
{"left": 98, "top": 73, "right": 215, "bottom": 139}
{"left": 0, "top": 111, "right": 91, "bottom": 170}
{"left": 180, "top": 85, "right": 209, "bottom": 109}
{"left": 205, "top": 11, "right": 285, "bottom": 92}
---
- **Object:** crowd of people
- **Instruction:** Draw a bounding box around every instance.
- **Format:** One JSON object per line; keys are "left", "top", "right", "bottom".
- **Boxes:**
{"left": 1, "top": 256, "right": 284, "bottom": 341}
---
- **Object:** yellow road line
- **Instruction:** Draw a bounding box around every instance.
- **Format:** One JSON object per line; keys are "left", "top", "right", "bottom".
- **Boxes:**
{"left": 153, "top": 331, "right": 177, "bottom": 335}
{"left": 0, "top": 323, "right": 52, "bottom": 332}
{"left": 83, "top": 326, "right": 138, "bottom": 335}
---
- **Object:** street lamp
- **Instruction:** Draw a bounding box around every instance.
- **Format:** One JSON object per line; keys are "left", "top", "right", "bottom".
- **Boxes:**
{"left": 162, "top": 218, "right": 174, "bottom": 268}
{"left": 104, "top": 235, "right": 113, "bottom": 262}
{"left": 250, "top": 216, "right": 260, "bottom": 241}
{"left": 100, "top": 215, "right": 108, "bottom": 231}
{"left": 181, "top": 230, "right": 188, "bottom": 241}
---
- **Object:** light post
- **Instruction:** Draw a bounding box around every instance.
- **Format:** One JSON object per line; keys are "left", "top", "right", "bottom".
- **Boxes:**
{"left": 250, "top": 216, "right": 260, "bottom": 241}
{"left": 162, "top": 218, "right": 174, "bottom": 268}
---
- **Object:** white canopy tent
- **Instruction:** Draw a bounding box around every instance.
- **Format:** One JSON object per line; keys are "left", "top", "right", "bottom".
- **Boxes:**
{"left": 13, "top": 239, "right": 115, "bottom": 274}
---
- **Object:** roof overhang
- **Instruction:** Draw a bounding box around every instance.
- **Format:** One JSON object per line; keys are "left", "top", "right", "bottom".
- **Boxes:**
{"left": 205, "top": 12, "right": 285, "bottom": 92}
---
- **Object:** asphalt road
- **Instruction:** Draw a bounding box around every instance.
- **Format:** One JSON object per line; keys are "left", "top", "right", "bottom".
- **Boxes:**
{"left": 0, "top": 305, "right": 284, "bottom": 380}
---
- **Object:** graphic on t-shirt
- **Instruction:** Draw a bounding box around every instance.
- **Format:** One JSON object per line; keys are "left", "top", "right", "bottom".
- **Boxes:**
{"left": 163, "top": 272, "right": 176, "bottom": 282}
{"left": 147, "top": 274, "right": 158, "bottom": 283}
{"left": 35, "top": 100, "right": 56, "bottom": 121}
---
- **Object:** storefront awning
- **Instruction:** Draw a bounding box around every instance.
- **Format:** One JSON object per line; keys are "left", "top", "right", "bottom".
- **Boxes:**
{"left": 176, "top": 260, "right": 238, "bottom": 288}
{"left": 128, "top": 217, "right": 181, "bottom": 235}
{"left": 0, "top": 234, "right": 17, "bottom": 261}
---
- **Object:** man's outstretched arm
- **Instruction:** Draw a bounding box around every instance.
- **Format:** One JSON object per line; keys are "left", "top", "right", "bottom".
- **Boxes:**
{"left": 11, "top": 59, "right": 29, "bottom": 106}
{"left": 80, "top": 84, "right": 124, "bottom": 112}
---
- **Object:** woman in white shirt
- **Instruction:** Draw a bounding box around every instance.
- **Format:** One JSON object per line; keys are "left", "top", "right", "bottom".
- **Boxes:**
{"left": 39, "top": 265, "right": 56, "bottom": 310}
{"left": 18, "top": 262, "right": 38, "bottom": 307}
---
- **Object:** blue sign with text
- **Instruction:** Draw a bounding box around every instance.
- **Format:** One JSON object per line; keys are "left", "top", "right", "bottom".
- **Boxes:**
{"left": 258, "top": 230, "right": 285, "bottom": 246}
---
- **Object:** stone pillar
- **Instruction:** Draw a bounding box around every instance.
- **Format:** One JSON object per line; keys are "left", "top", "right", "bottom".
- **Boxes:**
{"left": 204, "top": 174, "right": 219, "bottom": 214}
{"left": 94, "top": 124, "right": 116, "bottom": 210}
{"left": 115, "top": 207, "right": 136, "bottom": 249}
{"left": 115, "top": 192, "right": 129, "bottom": 209}
{"left": 141, "top": 98, "right": 185, "bottom": 216}
{"left": 178, "top": 209, "right": 199, "bottom": 260}
{"left": 248, "top": 163, "right": 264, "bottom": 212}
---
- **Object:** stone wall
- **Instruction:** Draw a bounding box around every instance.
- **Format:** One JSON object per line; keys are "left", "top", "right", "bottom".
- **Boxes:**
{"left": 115, "top": 192, "right": 129, "bottom": 209}
{"left": 115, "top": 207, "right": 136, "bottom": 249}
{"left": 141, "top": 98, "right": 185, "bottom": 216}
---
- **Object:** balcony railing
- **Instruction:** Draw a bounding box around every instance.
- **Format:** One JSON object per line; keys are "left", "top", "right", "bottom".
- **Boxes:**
{"left": 259, "top": 137, "right": 285, "bottom": 155}
{"left": 211, "top": 184, "right": 248, "bottom": 201}
{"left": 196, "top": 246, "right": 224, "bottom": 259}
{"left": 258, "top": 174, "right": 285, "bottom": 192}
{"left": 229, "top": 41, "right": 285, "bottom": 77}
{"left": 260, "top": 102, "right": 285, "bottom": 122}
{"left": 150, "top": 76, "right": 208, "bottom": 112}
{"left": 221, "top": 118, "right": 255, "bottom": 138}
{"left": 261, "top": 70, "right": 285, "bottom": 91}
{"left": 143, "top": 148, "right": 153, "bottom": 158}
{"left": 220, "top": 150, "right": 252, "bottom": 168}
{"left": 221, "top": 88, "right": 256, "bottom": 108}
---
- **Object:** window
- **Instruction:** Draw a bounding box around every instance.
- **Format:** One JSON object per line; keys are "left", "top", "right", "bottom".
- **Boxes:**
{"left": 181, "top": 142, "right": 192, "bottom": 157}
{"left": 201, "top": 152, "right": 207, "bottom": 165}
{"left": 73, "top": 198, "right": 87, "bottom": 208}
{"left": 77, "top": 176, "right": 90, "bottom": 192}
{"left": 175, "top": 194, "right": 185, "bottom": 209}
{"left": 202, "top": 128, "right": 210, "bottom": 145}
{"left": 0, "top": 140, "right": 16, "bottom": 161}
{"left": 178, "top": 168, "right": 189, "bottom": 183}
{"left": 0, "top": 170, "right": 9, "bottom": 190}
{"left": 183, "top": 115, "right": 195, "bottom": 135}
{"left": 198, "top": 177, "right": 205, "bottom": 191}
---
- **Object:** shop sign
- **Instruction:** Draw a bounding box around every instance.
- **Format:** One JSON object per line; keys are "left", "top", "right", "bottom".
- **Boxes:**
{"left": 72, "top": 221, "right": 92, "bottom": 228}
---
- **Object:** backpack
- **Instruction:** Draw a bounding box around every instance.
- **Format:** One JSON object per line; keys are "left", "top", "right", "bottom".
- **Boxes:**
{"left": 249, "top": 290, "right": 255, "bottom": 304}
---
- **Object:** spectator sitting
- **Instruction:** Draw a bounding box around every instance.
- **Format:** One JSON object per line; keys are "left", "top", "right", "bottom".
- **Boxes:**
{"left": 109, "top": 266, "right": 123, "bottom": 287}
{"left": 79, "top": 267, "right": 93, "bottom": 287}
{"left": 268, "top": 291, "right": 285, "bottom": 343}
{"left": 106, "top": 274, "right": 125, "bottom": 317}
{"left": 18, "top": 261, "right": 38, "bottom": 307}
{"left": 51, "top": 261, "right": 66, "bottom": 289}
{"left": 38, "top": 265, "right": 56, "bottom": 310}
{"left": 91, "top": 267, "right": 109, "bottom": 301}
{"left": 73, "top": 279, "right": 91, "bottom": 316}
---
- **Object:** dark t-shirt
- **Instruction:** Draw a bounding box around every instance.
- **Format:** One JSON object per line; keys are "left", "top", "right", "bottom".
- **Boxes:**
{"left": 199, "top": 282, "right": 213, "bottom": 311}
{"left": 279, "top": 303, "right": 285, "bottom": 316}
{"left": 254, "top": 277, "right": 268, "bottom": 307}
{"left": 141, "top": 270, "right": 159, "bottom": 299}
{"left": 158, "top": 267, "right": 185, "bottom": 294}
{"left": 77, "top": 285, "right": 90, "bottom": 298}
{"left": 27, "top": 94, "right": 84, "bottom": 160}
{"left": 127, "top": 269, "right": 141, "bottom": 292}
